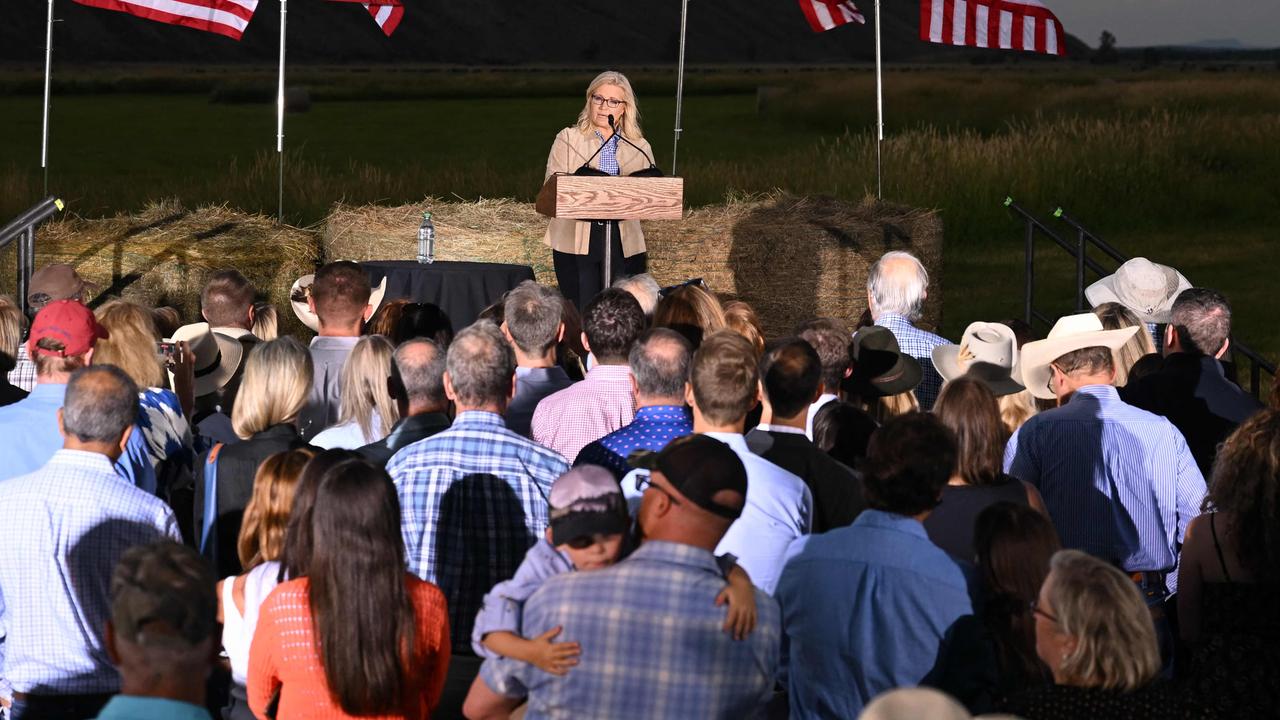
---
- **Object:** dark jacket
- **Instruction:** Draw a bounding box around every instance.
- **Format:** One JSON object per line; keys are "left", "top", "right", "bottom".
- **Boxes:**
{"left": 745, "top": 427, "right": 867, "bottom": 533}
{"left": 357, "top": 412, "right": 451, "bottom": 467}
{"left": 195, "top": 423, "right": 309, "bottom": 578}
{"left": 1121, "top": 354, "right": 1264, "bottom": 478}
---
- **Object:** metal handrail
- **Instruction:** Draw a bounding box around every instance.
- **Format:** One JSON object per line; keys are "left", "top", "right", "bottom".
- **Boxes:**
{"left": 1, "top": 196, "right": 64, "bottom": 317}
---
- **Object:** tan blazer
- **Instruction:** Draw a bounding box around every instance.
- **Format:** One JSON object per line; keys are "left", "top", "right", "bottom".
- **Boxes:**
{"left": 543, "top": 126, "right": 655, "bottom": 257}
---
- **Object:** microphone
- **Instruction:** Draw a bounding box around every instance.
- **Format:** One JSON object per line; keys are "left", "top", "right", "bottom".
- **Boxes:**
{"left": 608, "top": 115, "right": 664, "bottom": 177}
{"left": 574, "top": 123, "right": 613, "bottom": 176}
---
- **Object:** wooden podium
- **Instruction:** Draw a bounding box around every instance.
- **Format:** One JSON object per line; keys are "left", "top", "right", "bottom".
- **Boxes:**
{"left": 536, "top": 174, "right": 684, "bottom": 287}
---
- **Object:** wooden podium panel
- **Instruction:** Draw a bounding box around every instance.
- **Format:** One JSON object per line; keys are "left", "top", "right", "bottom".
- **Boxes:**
{"left": 536, "top": 175, "right": 684, "bottom": 221}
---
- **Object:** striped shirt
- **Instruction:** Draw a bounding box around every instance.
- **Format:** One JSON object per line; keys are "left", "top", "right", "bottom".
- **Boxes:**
{"left": 0, "top": 449, "right": 181, "bottom": 694}
{"left": 1004, "top": 384, "right": 1206, "bottom": 591}
{"left": 479, "top": 540, "right": 780, "bottom": 719}
{"left": 874, "top": 313, "right": 949, "bottom": 410}
{"left": 387, "top": 411, "right": 567, "bottom": 652}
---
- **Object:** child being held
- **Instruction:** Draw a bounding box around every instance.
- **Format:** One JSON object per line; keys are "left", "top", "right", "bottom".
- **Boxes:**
{"left": 471, "top": 464, "right": 758, "bottom": 674}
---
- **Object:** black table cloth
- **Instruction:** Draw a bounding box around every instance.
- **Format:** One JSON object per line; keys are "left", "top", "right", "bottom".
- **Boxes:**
{"left": 362, "top": 260, "right": 536, "bottom": 331}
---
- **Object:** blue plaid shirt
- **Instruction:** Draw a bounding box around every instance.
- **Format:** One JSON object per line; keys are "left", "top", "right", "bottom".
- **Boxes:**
{"left": 593, "top": 130, "right": 620, "bottom": 176}
{"left": 480, "top": 540, "right": 781, "bottom": 719}
{"left": 874, "top": 313, "right": 950, "bottom": 410}
{"left": 573, "top": 404, "right": 692, "bottom": 480}
{"left": 387, "top": 410, "right": 567, "bottom": 652}
{"left": 0, "top": 449, "right": 181, "bottom": 694}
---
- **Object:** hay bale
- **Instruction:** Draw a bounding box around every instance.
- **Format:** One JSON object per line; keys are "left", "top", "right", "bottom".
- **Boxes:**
{"left": 322, "top": 193, "right": 943, "bottom": 336}
{"left": 0, "top": 201, "right": 320, "bottom": 338}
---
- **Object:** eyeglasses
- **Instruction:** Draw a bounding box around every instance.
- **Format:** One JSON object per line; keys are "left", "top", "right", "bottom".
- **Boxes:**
{"left": 634, "top": 472, "right": 681, "bottom": 506}
{"left": 1029, "top": 598, "right": 1058, "bottom": 624}
{"left": 590, "top": 94, "right": 628, "bottom": 109}
{"left": 1045, "top": 364, "right": 1060, "bottom": 395}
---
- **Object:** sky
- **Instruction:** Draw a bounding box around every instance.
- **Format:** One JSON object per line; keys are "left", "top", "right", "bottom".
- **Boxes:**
{"left": 1050, "top": 1, "right": 1280, "bottom": 48}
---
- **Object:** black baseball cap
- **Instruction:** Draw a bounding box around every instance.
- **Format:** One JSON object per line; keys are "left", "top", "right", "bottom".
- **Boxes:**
{"left": 629, "top": 434, "right": 747, "bottom": 520}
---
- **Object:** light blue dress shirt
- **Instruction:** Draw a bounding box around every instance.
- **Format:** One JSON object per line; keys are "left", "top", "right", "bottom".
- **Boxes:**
{"left": 0, "top": 449, "right": 181, "bottom": 694}
{"left": 470, "top": 538, "right": 574, "bottom": 658}
{"left": 0, "top": 383, "right": 156, "bottom": 492}
{"left": 776, "top": 510, "right": 973, "bottom": 719}
{"left": 1004, "top": 384, "right": 1206, "bottom": 592}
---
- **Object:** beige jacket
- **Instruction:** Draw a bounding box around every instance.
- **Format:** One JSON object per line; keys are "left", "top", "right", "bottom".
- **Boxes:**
{"left": 543, "top": 126, "right": 655, "bottom": 257}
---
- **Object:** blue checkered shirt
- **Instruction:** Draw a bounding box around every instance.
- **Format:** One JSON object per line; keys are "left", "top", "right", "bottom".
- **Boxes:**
{"left": 387, "top": 410, "right": 567, "bottom": 653}
{"left": 6, "top": 344, "right": 35, "bottom": 392}
{"left": 0, "top": 449, "right": 181, "bottom": 694}
{"left": 593, "top": 130, "right": 620, "bottom": 176}
{"left": 874, "top": 313, "right": 950, "bottom": 410}
{"left": 481, "top": 540, "right": 781, "bottom": 719}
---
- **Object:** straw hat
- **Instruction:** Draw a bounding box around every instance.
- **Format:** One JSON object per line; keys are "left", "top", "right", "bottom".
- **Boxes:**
{"left": 932, "top": 322, "right": 1024, "bottom": 397}
{"left": 168, "top": 322, "right": 244, "bottom": 398}
{"left": 1085, "top": 257, "right": 1191, "bottom": 324}
{"left": 847, "top": 326, "right": 922, "bottom": 398}
{"left": 1020, "top": 313, "right": 1139, "bottom": 400}
{"left": 290, "top": 273, "right": 387, "bottom": 333}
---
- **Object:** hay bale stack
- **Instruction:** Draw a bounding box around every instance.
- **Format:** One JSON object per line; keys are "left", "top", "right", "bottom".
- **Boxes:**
{"left": 0, "top": 202, "right": 320, "bottom": 338}
{"left": 323, "top": 193, "right": 943, "bottom": 336}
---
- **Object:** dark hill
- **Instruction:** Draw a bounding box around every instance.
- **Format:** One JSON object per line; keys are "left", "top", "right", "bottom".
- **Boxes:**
{"left": 2, "top": 0, "right": 1088, "bottom": 64}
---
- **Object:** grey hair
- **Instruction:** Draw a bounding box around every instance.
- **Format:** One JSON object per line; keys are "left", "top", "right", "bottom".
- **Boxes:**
{"left": 1171, "top": 288, "right": 1231, "bottom": 356}
{"left": 394, "top": 338, "right": 447, "bottom": 408}
{"left": 503, "top": 281, "right": 563, "bottom": 355}
{"left": 629, "top": 327, "right": 692, "bottom": 399}
{"left": 63, "top": 365, "right": 140, "bottom": 444}
{"left": 612, "top": 274, "right": 662, "bottom": 318}
{"left": 446, "top": 321, "right": 515, "bottom": 407}
{"left": 867, "top": 250, "right": 929, "bottom": 321}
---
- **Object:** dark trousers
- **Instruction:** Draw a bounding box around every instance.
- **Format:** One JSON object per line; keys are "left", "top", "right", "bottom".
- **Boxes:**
{"left": 553, "top": 220, "right": 647, "bottom": 313}
{"left": 9, "top": 692, "right": 112, "bottom": 720}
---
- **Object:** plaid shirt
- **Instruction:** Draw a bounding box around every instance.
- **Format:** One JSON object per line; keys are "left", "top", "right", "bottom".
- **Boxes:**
{"left": 874, "top": 313, "right": 950, "bottom": 410}
{"left": 480, "top": 540, "right": 781, "bottom": 719}
{"left": 0, "top": 450, "right": 181, "bottom": 694}
{"left": 593, "top": 130, "right": 621, "bottom": 176}
{"left": 387, "top": 411, "right": 567, "bottom": 653}
{"left": 531, "top": 364, "right": 636, "bottom": 464}
{"left": 6, "top": 344, "right": 35, "bottom": 392}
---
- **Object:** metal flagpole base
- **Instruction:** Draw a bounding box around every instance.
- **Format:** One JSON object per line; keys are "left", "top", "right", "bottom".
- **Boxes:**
{"left": 603, "top": 221, "right": 613, "bottom": 291}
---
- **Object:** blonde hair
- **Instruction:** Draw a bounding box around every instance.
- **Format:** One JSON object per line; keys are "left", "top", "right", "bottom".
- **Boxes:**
{"left": 575, "top": 71, "right": 644, "bottom": 141}
{"left": 1047, "top": 549, "right": 1161, "bottom": 691}
{"left": 93, "top": 300, "right": 164, "bottom": 389}
{"left": 852, "top": 390, "right": 920, "bottom": 423}
{"left": 237, "top": 447, "right": 315, "bottom": 569}
{"left": 0, "top": 295, "right": 23, "bottom": 374}
{"left": 231, "top": 337, "right": 313, "bottom": 440}
{"left": 998, "top": 389, "right": 1038, "bottom": 435}
{"left": 654, "top": 284, "right": 727, "bottom": 338}
{"left": 723, "top": 300, "right": 766, "bottom": 358}
{"left": 251, "top": 302, "right": 278, "bottom": 341}
{"left": 1093, "top": 302, "right": 1156, "bottom": 386}
{"left": 335, "top": 335, "right": 399, "bottom": 444}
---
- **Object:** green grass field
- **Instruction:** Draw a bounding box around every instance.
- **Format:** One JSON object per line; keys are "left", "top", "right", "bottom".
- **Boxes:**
{"left": 2, "top": 65, "right": 1278, "bottom": 377}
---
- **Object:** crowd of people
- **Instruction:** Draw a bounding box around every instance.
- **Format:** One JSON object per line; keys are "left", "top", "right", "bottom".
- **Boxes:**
{"left": 0, "top": 249, "right": 1276, "bottom": 720}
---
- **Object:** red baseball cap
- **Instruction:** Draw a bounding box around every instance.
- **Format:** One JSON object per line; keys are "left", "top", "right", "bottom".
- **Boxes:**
{"left": 27, "top": 299, "right": 109, "bottom": 358}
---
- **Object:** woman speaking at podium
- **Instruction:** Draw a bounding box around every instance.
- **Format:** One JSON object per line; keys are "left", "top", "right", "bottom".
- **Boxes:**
{"left": 544, "top": 70, "right": 656, "bottom": 311}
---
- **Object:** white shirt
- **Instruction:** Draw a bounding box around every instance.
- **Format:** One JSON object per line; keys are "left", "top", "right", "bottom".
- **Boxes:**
{"left": 311, "top": 415, "right": 386, "bottom": 450}
{"left": 805, "top": 393, "right": 839, "bottom": 440}
{"left": 755, "top": 423, "right": 807, "bottom": 436}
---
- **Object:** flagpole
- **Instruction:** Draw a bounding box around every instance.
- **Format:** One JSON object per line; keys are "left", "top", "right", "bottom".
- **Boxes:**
{"left": 276, "top": 0, "right": 287, "bottom": 224}
{"left": 41, "top": 0, "right": 55, "bottom": 196}
{"left": 671, "top": 0, "right": 689, "bottom": 176}
{"left": 874, "top": 0, "right": 883, "bottom": 199}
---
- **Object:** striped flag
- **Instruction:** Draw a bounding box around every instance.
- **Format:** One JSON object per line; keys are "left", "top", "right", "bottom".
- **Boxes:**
{"left": 70, "top": 0, "right": 257, "bottom": 40}
{"left": 363, "top": 1, "right": 404, "bottom": 36}
{"left": 798, "top": 0, "right": 865, "bottom": 32}
{"left": 920, "top": 0, "right": 1067, "bottom": 56}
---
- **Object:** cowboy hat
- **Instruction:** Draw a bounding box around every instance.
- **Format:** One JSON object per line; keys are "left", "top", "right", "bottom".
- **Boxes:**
{"left": 290, "top": 272, "right": 387, "bottom": 333}
{"left": 167, "top": 322, "right": 244, "bottom": 398}
{"left": 846, "top": 325, "right": 922, "bottom": 398}
{"left": 932, "top": 322, "right": 1024, "bottom": 397}
{"left": 1020, "top": 313, "right": 1139, "bottom": 400}
{"left": 1085, "top": 257, "right": 1192, "bottom": 324}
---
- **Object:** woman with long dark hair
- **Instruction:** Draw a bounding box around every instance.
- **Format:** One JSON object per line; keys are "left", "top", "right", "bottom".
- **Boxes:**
{"left": 248, "top": 456, "right": 451, "bottom": 718}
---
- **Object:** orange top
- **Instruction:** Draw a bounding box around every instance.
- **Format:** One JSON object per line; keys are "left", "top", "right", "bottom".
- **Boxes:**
{"left": 248, "top": 575, "right": 451, "bottom": 720}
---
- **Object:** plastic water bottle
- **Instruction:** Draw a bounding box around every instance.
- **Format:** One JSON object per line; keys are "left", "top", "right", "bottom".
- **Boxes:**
{"left": 416, "top": 212, "right": 436, "bottom": 264}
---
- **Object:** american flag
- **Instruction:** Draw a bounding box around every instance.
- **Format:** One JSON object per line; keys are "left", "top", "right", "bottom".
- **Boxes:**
{"left": 798, "top": 0, "right": 865, "bottom": 32}
{"left": 71, "top": 0, "right": 257, "bottom": 40}
{"left": 328, "top": 0, "right": 404, "bottom": 36}
{"left": 920, "top": 0, "right": 1067, "bottom": 56}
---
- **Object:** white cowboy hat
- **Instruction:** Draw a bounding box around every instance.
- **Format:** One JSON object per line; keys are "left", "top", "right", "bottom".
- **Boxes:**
{"left": 1085, "top": 257, "right": 1192, "bottom": 324}
{"left": 290, "top": 272, "right": 387, "bottom": 333}
{"left": 932, "top": 322, "right": 1024, "bottom": 397}
{"left": 167, "top": 322, "right": 244, "bottom": 398}
{"left": 1020, "top": 313, "right": 1140, "bottom": 400}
